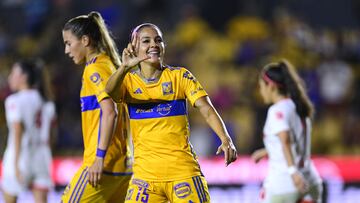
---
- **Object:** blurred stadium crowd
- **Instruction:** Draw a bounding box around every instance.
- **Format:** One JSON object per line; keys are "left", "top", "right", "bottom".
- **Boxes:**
{"left": 0, "top": 0, "right": 359, "bottom": 157}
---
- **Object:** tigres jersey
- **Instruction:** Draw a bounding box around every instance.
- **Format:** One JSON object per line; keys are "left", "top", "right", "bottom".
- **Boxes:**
{"left": 120, "top": 66, "right": 208, "bottom": 181}
{"left": 80, "top": 53, "right": 132, "bottom": 174}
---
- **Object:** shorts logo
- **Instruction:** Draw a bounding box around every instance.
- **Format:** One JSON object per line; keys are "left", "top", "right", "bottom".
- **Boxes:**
{"left": 174, "top": 182, "right": 191, "bottom": 199}
{"left": 90, "top": 72, "right": 101, "bottom": 85}
{"left": 162, "top": 82, "right": 174, "bottom": 95}
{"left": 132, "top": 178, "right": 149, "bottom": 188}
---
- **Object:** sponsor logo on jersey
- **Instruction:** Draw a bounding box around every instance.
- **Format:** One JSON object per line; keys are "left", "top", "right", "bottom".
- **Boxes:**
{"left": 156, "top": 103, "right": 172, "bottom": 116}
{"left": 174, "top": 182, "right": 191, "bottom": 199}
{"left": 162, "top": 82, "right": 174, "bottom": 95}
{"left": 183, "top": 71, "right": 196, "bottom": 82}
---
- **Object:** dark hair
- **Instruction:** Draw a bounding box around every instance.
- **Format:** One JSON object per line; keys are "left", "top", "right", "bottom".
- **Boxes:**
{"left": 16, "top": 60, "right": 39, "bottom": 87}
{"left": 36, "top": 60, "right": 55, "bottom": 101}
{"left": 130, "top": 23, "right": 163, "bottom": 42}
{"left": 63, "top": 11, "right": 121, "bottom": 67}
{"left": 261, "top": 59, "right": 314, "bottom": 119}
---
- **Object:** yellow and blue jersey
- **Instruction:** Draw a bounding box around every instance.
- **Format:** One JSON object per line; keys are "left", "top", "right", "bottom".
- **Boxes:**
{"left": 120, "top": 66, "right": 208, "bottom": 181}
{"left": 80, "top": 53, "right": 132, "bottom": 174}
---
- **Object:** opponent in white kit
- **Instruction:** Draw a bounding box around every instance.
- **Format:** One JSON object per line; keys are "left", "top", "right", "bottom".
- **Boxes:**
{"left": 252, "top": 59, "right": 323, "bottom": 203}
{"left": 2, "top": 60, "right": 53, "bottom": 203}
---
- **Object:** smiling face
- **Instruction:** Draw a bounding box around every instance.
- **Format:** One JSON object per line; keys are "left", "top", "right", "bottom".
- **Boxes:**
{"left": 62, "top": 30, "right": 87, "bottom": 65}
{"left": 135, "top": 26, "right": 165, "bottom": 66}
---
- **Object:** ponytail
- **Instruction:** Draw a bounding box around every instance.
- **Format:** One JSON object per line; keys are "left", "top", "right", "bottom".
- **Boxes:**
{"left": 262, "top": 59, "right": 314, "bottom": 119}
{"left": 63, "top": 11, "right": 121, "bottom": 67}
{"left": 88, "top": 12, "right": 121, "bottom": 67}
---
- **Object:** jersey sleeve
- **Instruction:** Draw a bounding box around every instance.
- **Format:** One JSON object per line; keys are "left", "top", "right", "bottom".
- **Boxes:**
{"left": 84, "top": 63, "right": 112, "bottom": 103}
{"left": 180, "top": 68, "right": 208, "bottom": 106}
{"left": 267, "top": 106, "right": 290, "bottom": 135}
{"left": 5, "top": 96, "right": 22, "bottom": 123}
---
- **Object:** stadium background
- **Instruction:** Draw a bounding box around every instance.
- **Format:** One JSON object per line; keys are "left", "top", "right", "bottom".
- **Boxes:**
{"left": 0, "top": 0, "right": 360, "bottom": 202}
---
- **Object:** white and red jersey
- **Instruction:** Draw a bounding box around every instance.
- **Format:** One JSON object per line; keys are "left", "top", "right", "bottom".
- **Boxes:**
{"left": 2, "top": 89, "right": 44, "bottom": 195}
{"left": 39, "top": 101, "right": 56, "bottom": 144}
{"left": 263, "top": 98, "right": 322, "bottom": 194}
{"left": 4, "top": 89, "right": 43, "bottom": 150}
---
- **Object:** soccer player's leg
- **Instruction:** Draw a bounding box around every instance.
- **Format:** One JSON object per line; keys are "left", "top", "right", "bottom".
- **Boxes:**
{"left": 170, "top": 176, "right": 210, "bottom": 203}
{"left": 107, "top": 174, "right": 132, "bottom": 203}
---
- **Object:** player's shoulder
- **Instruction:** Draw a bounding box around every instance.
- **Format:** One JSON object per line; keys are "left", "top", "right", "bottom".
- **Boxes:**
{"left": 5, "top": 93, "right": 19, "bottom": 104}
{"left": 269, "top": 99, "right": 294, "bottom": 115}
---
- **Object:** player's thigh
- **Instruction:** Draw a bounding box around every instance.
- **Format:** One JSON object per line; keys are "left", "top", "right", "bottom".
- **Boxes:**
{"left": 124, "top": 178, "right": 167, "bottom": 203}
{"left": 61, "top": 165, "right": 90, "bottom": 203}
{"left": 107, "top": 175, "right": 132, "bottom": 203}
{"left": 171, "top": 176, "right": 210, "bottom": 203}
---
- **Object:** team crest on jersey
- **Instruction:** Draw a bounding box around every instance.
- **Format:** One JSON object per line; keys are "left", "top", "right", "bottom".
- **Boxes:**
{"left": 90, "top": 72, "right": 102, "bottom": 85}
{"left": 275, "top": 111, "right": 284, "bottom": 120}
{"left": 174, "top": 182, "right": 191, "bottom": 199}
{"left": 162, "top": 82, "right": 174, "bottom": 95}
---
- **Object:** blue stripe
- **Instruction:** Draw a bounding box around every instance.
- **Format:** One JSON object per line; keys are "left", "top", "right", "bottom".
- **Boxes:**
{"left": 69, "top": 168, "right": 87, "bottom": 203}
{"left": 128, "top": 99, "right": 187, "bottom": 119}
{"left": 97, "top": 109, "right": 102, "bottom": 144}
{"left": 76, "top": 174, "right": 88, "bottom": 202}
{"left": 80, "top": 95, "right": 100, "bottom": 112}
{"left": 197, "top": 176, "right": 208, "bottom": 201}
{"left": 73, "top": 171, "right": 88, "bottom": 203}
{"left": 192, "top": 177, "right": 203, "bottom": 203}
{"left": 103, "top": 171, "right": 133, "bottom": 176}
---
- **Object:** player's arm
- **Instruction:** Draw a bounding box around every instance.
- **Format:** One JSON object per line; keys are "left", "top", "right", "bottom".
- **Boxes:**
{"left": 251, "top": 148, "right": 267, "bottom": 163}
{"left": 13, "top": 121, "right": 24, "bottom": 183}
{"left": 194, "top": 96, "right": 237, "bottom": 166}
{"left": 88, "top": 98, "right": 117, "bottom": 187}
{"left": 278, "top": 131, "right": 308, "bottom": 193}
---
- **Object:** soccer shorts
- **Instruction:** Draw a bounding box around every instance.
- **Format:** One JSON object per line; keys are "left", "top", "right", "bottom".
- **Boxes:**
{"left": 61, "top": 165, "right": 132, "bottom": 203}
{"left": 124, "top": 175, "right": 210, "bottom": 203}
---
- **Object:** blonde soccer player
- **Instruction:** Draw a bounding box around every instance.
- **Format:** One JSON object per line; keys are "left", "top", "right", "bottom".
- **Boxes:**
{"left": 61, "top": 11, "right": 132, "bottom": 202}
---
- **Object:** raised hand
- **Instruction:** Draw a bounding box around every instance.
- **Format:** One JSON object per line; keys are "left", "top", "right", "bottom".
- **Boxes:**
{"left": 120, "top": 35, "right": 150, "bottom": 71}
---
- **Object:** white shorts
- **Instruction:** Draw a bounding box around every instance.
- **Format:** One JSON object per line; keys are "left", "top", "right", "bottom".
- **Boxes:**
{"left": 261, "top": 183, "right": 323, "bottom": 203}
{"left": 1, "top": 145, "right": 53, "bottom": 196}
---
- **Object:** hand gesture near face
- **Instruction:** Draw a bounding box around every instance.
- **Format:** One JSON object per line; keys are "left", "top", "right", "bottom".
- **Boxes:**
{"left": 121, "top": 35, "right": 150, "bottom": 71}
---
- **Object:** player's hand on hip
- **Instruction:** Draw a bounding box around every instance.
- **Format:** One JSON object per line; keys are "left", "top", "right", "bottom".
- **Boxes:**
{"left": 88, "top": 157, "right": 104, "bottom": 187}
{"left": 216, "top": 139, "right": 237, "bottom": 166}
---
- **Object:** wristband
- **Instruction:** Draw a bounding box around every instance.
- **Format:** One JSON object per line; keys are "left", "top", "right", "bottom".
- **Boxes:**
{"left": 96, "top": 148, "right": 107, "bottom": 158}
{"left": 287, "top": 166, "right": 298, "bottom": 175}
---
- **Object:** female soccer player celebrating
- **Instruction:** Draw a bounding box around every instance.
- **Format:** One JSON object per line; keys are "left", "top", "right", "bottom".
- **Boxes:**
{"left": 61, "top": 11, "right": 132, "bottom": 202}
{"left": 106, "top": 23, "right": 237, "bottom": 203}
{"left": 252, "top": 60, "right": 322, "bottom": 203}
